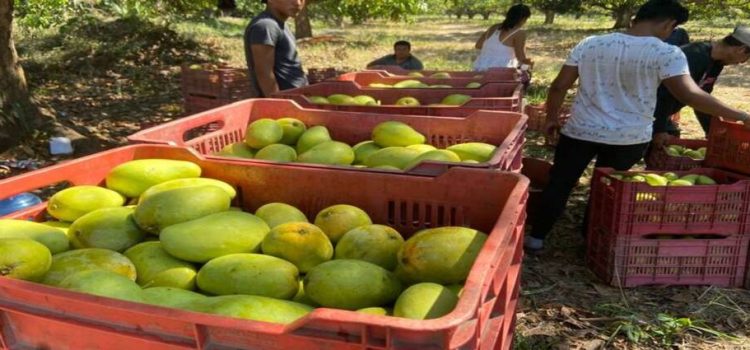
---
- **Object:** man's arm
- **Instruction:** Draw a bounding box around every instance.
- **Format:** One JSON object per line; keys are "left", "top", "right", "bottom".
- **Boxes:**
{"left": 544, "top": 65, "right": 578, "bottom": 137}
{"left": 251, "top": 44, "right": 279, "bottom": 97}
{"left": 662, "top": 74, "right": 750, "bottom": 125}
{"left": 512, "top": 31, "right": 532, "bottom": 66}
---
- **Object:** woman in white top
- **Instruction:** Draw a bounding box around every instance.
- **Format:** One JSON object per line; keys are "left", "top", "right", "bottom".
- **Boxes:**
{"left": 473, "top": 4, "right": 533, "bottom": 71}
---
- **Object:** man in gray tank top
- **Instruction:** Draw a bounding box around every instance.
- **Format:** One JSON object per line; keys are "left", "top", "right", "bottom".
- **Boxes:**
{"left": 244, "top": 0, "right": 308, "bottom": 97}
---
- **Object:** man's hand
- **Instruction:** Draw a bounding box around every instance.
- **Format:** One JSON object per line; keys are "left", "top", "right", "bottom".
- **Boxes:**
{"left": 543, "top": 118, "right": 561, "bottom": 140}
{"left": 652, "top": 132, "right": 672, "bottom": 149}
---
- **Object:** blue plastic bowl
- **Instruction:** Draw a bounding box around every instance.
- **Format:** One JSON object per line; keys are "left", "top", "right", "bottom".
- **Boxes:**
{"left": 0, "top": 193, "right": 43, "bottom": 216}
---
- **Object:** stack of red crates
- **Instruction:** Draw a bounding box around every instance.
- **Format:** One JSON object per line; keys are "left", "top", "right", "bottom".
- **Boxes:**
{"left": 180, "top": 64, "right": 258, "bottom": 114}
{"left": 587, "top": 117, "right": 750, "bottom": 288}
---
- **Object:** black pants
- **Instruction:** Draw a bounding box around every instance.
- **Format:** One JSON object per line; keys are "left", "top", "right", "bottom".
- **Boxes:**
{"left": 530, "top": 134, "right": 650, "bottom": 240}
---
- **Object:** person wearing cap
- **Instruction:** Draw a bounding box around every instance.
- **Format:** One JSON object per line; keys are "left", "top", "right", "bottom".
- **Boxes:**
{"left": 366, "top": 41, "right": 424, "bottom": 71}
{"left": 244, "top": 0, "right": 307, "bottom": 97}
{"left": 652, "top": 25, "right": 750, "bottom": 142}
{"left": 528, "top": 0, "right": 750, "bottom": 252}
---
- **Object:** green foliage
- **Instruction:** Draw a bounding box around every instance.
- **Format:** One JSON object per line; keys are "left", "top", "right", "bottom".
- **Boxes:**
{"left": 531, "top": 0, "right": 583, "bottom": 14}
{"left": 446, "top": 0, "right": 512, "bottom": 19}
{"left": 310, "top": 0, "right": 423, "bottom": 25}
{"left": 14, "top": 0, "right": 85, "bottom": 28}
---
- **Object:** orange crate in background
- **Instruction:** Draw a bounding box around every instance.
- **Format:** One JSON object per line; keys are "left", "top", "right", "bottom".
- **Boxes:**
{"left": 0, "top": 145, "right": 528, "bottom": 350}
{"left": 706, "top": 117, "right": 750, "bottom": 176}
{"left": 128, "top": 99, "right": 527, "bottom": 175}
{"left": 273, "top": 81, "right": 523, "bottom": 115}
{"left": 181, "top": 64, "right": 258, "bottom": 113}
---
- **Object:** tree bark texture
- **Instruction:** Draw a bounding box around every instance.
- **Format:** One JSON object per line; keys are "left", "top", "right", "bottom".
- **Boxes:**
{"left": 295, "top": 6, "right": 313, "bottom": 39}
{"left": 544, "top": 10, "right": 555, "bottom": 25}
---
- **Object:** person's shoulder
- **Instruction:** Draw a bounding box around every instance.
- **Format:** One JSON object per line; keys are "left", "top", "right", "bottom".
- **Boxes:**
{"left": 250, "top": 13, "right": 280, "bottom": 29}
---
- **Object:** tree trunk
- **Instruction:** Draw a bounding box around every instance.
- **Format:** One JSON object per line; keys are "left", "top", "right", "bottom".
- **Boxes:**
{"left": 294, "top": 6, "right": 313, "bottom": 39}
{"left": 544, "top": 10, "right": 555, "bottom": 25}
{"left": 0, "top": 0, "right": 40, "bottom": 150}
{"left": 612, "top": 7, "right": 635, "bottom": 29}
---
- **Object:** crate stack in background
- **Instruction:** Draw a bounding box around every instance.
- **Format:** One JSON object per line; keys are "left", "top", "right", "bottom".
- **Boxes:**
{"left": 0, "top": 66, "right": 532, "bottom": 349}
{"left": 586, "top": 117, "right": 750, "bottom": 289}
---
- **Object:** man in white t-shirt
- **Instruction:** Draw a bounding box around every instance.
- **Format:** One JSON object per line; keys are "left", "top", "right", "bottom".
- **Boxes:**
{"left": 527, "top": 0, "right": 750, "bottom": 251}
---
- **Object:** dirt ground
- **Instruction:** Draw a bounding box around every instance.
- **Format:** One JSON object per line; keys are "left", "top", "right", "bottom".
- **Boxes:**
{"left": 6, "top": 13, "right": 750, "bottom": 350}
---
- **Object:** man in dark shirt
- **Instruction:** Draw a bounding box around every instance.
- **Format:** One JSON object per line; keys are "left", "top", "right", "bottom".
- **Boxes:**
{"left": 653, "top": 26, "right": 750, "bottom": 143}
{"left": 244, "top": 0, "right": 308, "bottom": 97}
{"left": 367, "top": 41, "right": 424, "bottom": 71}
{"left": 665, "top": 26, "right": 690, "bottom": 46}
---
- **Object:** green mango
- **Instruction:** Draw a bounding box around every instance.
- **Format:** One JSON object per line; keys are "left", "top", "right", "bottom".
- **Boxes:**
{"left": 59, "top": 270, "right": 143, "bottom": 303}
{"left": 139, "top": 177, "right": 236, "bottom": 202}
{"left": 446, "top": 143, "right": 497, "bottom": 162}
{"left": 314, "top": 204, "right": 372, "bottom": 243}
{"left": 305, "top": 259, "right": 402, "bottom": 310}
{"left": 254, "top": 144, "right": 297, "bottom": 162}
{"left": 335, "top": 224, "right": 404, "bottom": 270}
{"left": 298, "top": 141, "right": 355, "bottom": 166}
{"left": 133, "top": 185, "right": 231, "bottom": 234}
{"left": 296, "top": 126, "right": 332, "bottom": 154}
{"left": 395, "top": 227, "right": 487, "bottom": 284}
{"left": 141, "top": 287, "right": 207, "bottom": 309}
{"left": 43, "top": 248, "right": 136, "bottom": 286}
{"left": 393, "top": 282, "right": 458, "bottom": 320}
{"left": 261, "top": 222, "right": 333, "bottom": 273}
{"left": 215, "top": 142, "right": 255, "bottom": 159}
{"left": 403, "top": 150, "right": 461, "bottom": 170}
{"left": 254, "top": 202, "right": 308, "bottom": 229}
{"left": 202, "top": 295, "right": 314, "bottom": 324}
{"left": 47, "top": 186, "right": 125, "bottom": 222}
{"left": 372, "top": 121, "right": 426, "bottom": 147}
{"left": 364, "top": 147, "right": 420, "bottom": 170}
{"left": 0, "top": 238, "right": 52, "bottom": 281}
{"left": 352, "top": 141, "right": 382, "bottom": 164}
{"left": 0, "top": 219, "right": 70, "bottom": 254}
{"left": 244, "top": 118, "right": 283, "bottom": 149}
{"left": 124, "top": 241, "right": 197, "bottom": 290}
{"left": 106, "top": 159, "right": 202, "bottom": 198}
{"left": 160, "top": 211, "right": 270, "bottom": 263}
{"left": 196, "top": 253, "right": 299, "bottom": 299}
{"left": 277, "top": 117, "right": 307, "bottom": 145}
{"left": 69, "top": 207, "right": 145, "bottom": 252}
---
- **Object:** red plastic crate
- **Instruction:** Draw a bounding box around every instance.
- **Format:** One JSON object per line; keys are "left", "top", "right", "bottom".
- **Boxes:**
{"left": 366, "top": 66, "right": 519, "bottom": 80}
{"left": 705, "top": 117, "right": 750, "bottom": 176}
{"left": 273, "top": 81, "right": 523, "bottom": 114}
{"left": 587, "top": 226, "right": 749, "bottom": 287}
{"left": 180, "top": 64, "right": 256, "bottom": 100}
{"left": 0, "top": 145, "right": 528, "bottom": 350}
{"left": 645, "top": 139, "right": 707, "bottom": 171}
{"left": 589, "top": 168, "right": 750, "bottom": 237}
{"left": 128, "top": 99, "right": 527, "bottom": 175}
{"left": 523, "top": 103, "right": 570, "bottom": 147}
{"left": 333, "top": 71, "right": 519, "bottom": 88}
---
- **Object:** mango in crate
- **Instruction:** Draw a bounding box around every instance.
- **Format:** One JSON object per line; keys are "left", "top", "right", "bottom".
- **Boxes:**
{"left": 466, "top": 82, "right": 481, "bottom": 88}
{"left": 277, "top": 117, "right": 307, "bottom": 145}
{"left": 352, "top": 141, "right": 382, "bottom": 164}
{"left": 356, "top": 307, "right": 391, "bottom": 316}
{"left": 296, "top": 125, "right": 331, "bottom": 154}
{"left": 314, "top": 204, "right": 372, "bottom": 243}
{"left": 308, "top": 95, "right": 329, "bottom": 104}
{"left": 216, "top": 142, "right": 255, "bottom": 159}
{"left": 393, "top": 80, "right": 424, "bottom": 89}
{"left": 160, "top": 211, "right": 271, "bottom": 263}
{"left": 396, "top": 226, "right": 487, "bottom": 284}
{"left": 245, "top": 118, "right": 283, "bottom": 149}
{"left": 334, "top": 224, "right": 404, "bottom": 270}
{"left": 0, "top": 219, "right": 70, "bottom": 254}
{"left": 407, "top": 71, "right": 424, "bottom": 77}
{"left": 430, "top": 72, "right": 451, "bottom": 79}
{"left": 261, "top": 222, "right": 333, "bottom": 273}
{"left": 406, "top": 144, "right": 437, "bottom": 155}
{"left": 47, "top": 186, "right": 125, "bottom": 222}
{"left": 304, "top": 259, "right": 402, "bottom": 310}
{"left": 124, "top": 241, "right": 198, "bottom": 290}
{"left": 106, "top": 159, "right": 202, "bottom": 198}
{"left": 60, "top": 269, "right": 144, "bottom": 302}
{"left": 0, "top": 238, "right": 52, "bottom": 282}
{"left": 364, "top": 147, "right": 420, "bottom": 170}
{"left": 441, "top": 94, "right": 471, "bottom": 106}
{"left": 134, "top": 185, "right": 231, "bottom": 234}
{"left": 141, "top": 287, "right": 207, "bottom": 309}
{"left": 69, "top": 206, "right": 146, "bottom": 252}
{"left": 255, "top": 202, "right": 308, "bottom": 229}
{"left": 395, "top": 96, "right": 420, "bottom": 106}
{"left": 372, "top": 121, "right": 426, "bottom": 147}
{"left": 447, "top": 142, "right": 497, "bottom": 162}
{"left": 352, "top": 95, "right": 379, "bottom": 106}
{"left": 327, "top": 94, "right": 355, "bottom": 105}
{"left": 403, "top": 150, "right": 461, "bottom": 170}
{"left": 297, "top": 141, "right": 355, "bottom": 166}
{"left": 201, "top": 295, "right": 313, "bottom": 325}
{"left": 393, "top": 282, "right": 458, "bottom": 320}
{"left": 197, "top": 253, "right": 299, "bottom": 299}
{"left": 42, "top": 248, "right": 137, "bottom": 286}
{"left": 255, "top": 144, "right": 297, "bottom": 162}
{"left": 139, "top": 177, "right": 236, "bottom": 201}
